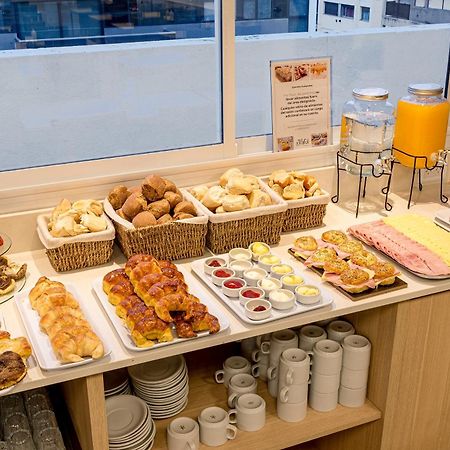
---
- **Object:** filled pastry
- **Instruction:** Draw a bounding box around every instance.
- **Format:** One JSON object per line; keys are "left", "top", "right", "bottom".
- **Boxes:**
{"left": 267, "top": 169, "right": 324, "bottom": 200}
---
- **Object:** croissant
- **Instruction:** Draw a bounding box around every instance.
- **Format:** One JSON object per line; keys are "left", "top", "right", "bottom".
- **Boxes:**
{"left": 129, "top": 308, "right": 173, "bottom": 342}
{"left": 46, "top": 317, "right": 90, "bottom": 340}
{"left": 154, "top": 292, "right": 199, "bottom": 322}
{"left": 144, "top": 279, "right": 188, "bottom": 308}
{"left": 124, "top": 302, "right": 149, "bottom": 329}
{"left": 129, "top": 261, "right": 162, "bottom": 285}
{"left": 39, "top": 306, "right": 86, "bottom": 332}
{"left": 34, "top": 292, "right": 80, "bottom": 317}
{"left": 134, "top": 274, "right": 170, "bottom": 304}
{"left": 172, "top": 314, "right": 197, "bottom": 339}
{"left": 124, "top": 254, "right": 158, "bottom": 276}
{"left": 29, "top": 277, "right": 65, "bottom": 305}
{"left": 108, "top": 280, "right": 135, "bottom": 306}
{"left": 115, "top": 295, "right": 143, "bottom": 319}
{"left": 160, "top": 267, "right": 185, "bottom": 282}
{"left": 102, "top": 269, "right": 129, "bottom": 294}
{"left": 187, "top": 302, "right": 220, "bottom": 334}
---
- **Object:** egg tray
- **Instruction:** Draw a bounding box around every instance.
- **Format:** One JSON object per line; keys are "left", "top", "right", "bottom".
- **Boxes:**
{"left": 190, "top": 256, "right": 333, "bottom": 325}
{"left": 288, "top": 248, "right": 408, "bottom": 301}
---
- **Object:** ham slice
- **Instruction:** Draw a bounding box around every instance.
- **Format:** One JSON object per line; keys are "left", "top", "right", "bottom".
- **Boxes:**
{"left": 348, "top": 221, "right": 450, "bottom": 276}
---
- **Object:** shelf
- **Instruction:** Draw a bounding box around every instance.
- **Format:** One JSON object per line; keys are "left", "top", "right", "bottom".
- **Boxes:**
{"left": 151, "top": 348, "right": 381, "bottom": 450}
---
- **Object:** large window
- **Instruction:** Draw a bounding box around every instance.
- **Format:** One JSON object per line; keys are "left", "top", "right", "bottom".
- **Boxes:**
{"left": 324, "top": 1, "right": 338, "bottom": 15}
{"left": 340, "top": 4, "right": 354, "bottom": 18}
{"left": 361, "top": 6, "right": 370, "bottom": 21}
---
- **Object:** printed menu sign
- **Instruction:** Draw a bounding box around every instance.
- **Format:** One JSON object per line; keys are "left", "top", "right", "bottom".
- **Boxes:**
{"left": 271, "top": 57, "right": 331, "bottom": 152}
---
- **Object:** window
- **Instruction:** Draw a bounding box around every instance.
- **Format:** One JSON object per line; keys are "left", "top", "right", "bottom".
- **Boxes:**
{"left": 340, "top": 4, "right": 354, "bottom": 18}
{"left": 361, "top": 6, "right": 370, "bottom": 21}
{"left": 324, "top": 1, "right": 339, "bottom": 15}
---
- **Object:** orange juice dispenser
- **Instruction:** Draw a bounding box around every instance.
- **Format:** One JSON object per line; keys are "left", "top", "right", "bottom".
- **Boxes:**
{"left": 393, "top": 83, "right": 449, "bottom": 169}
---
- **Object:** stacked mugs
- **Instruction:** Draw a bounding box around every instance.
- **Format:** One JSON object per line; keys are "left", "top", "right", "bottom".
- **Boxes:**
{"left": 339, "top": 335, "right": 371, "bottom": 407}
{"left": 326, "top": 320, "right": 356, "bottom": 343}
{"left": 298, "top": 324, "right": 327, "bottom": 351}
{"left": 240, "top": 334, "right": 271, "bottom": 381}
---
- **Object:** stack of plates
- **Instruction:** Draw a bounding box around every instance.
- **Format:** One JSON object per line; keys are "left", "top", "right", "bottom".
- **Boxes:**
{"left": 104, "top": 368, "right": 132, "bottom": 398}
{"left": 106, "top": 395, "right": 156, "bottom": 450}
{"left": 128, "top": 355, "right": 189, "bottom": 419}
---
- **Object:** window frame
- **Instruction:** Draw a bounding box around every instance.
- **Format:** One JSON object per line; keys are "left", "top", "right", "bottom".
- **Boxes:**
{"left": 360, "top": 6, "right": 370, "bottom": 21}
{"left": 324, "top": 1, "right": 339, "bottom": 16}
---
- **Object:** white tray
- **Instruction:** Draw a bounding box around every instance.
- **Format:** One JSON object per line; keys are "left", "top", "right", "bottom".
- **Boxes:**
{"left": 191, "top": 257, "right": 334, "bottom": 325}
{"left": 92, "top": 267, "right": 230, "bottom": 352}
{"left": 15, "top": 283, "right": 112, "bottom": 371}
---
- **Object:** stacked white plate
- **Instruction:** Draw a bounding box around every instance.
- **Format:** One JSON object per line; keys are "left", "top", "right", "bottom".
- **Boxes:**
{"left": 106, "top": 395, "right": 156, "bottom": 450}
{"left": 104, "top": 368, "right": 132, "bottom": 398}
{"left": 128, "top": 355, "right": 189, "bottom": 419}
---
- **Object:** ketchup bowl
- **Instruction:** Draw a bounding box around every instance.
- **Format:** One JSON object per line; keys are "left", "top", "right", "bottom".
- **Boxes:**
{"left": 239, "top": 287, "right": 265, "bottom": 306}
{"left": 211, "top": 268, "right": 236, "bottom": 286}
{"left": 222, "top": 278, "right": 247, "bottom": 298}
{"left": 244, "top": 299, "right": 272, "bottom": 321}
{"left": 204, "top": 257, "right": 227, "bottom": 275}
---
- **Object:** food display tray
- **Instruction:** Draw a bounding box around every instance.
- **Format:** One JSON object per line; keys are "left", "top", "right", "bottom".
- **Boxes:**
{"left": 92, "top": 266, "right": 230, "bottom": 352}
{"left": 16, "top": 283, "right": 112, "bottom": 371}
{"left": 191, "top": 257, "right": 334, "bottom": 325}
{"left": 288, "top": 249, "right": 408, "bottom": 301}
{"left": 0, "top": 276, "right": 26, "bottom": 306}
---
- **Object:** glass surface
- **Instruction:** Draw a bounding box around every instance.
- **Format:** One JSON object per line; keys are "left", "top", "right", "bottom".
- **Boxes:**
{"left": 340, "top": 4, "right": 354, "bottom": 18}
{"left": 360, "top": 6, "right": 370, "bottom": 21}
{"left": 324, "top": 2, "right": 339, "bottom": 15}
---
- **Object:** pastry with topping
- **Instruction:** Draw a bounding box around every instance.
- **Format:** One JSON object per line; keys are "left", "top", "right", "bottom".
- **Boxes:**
{"left": 295, "top": 236, "right": 318, "bottom": 252}
{"left": 338, "top": 240, "right": 364, "bottom": 255}
{"left": 350, "top": 250, "right": 378, "bottom": 268}
{"left": 324, "top": 259, "right": 349, "bottom": 274}
{"left": 322, "top": 230, "right": 348, "bottom": 245}
{"left": 369, "top": 262, "right": 397, "bottom": 285}
{"left": 310, "top": 247, "right": 337, "bottom": 263}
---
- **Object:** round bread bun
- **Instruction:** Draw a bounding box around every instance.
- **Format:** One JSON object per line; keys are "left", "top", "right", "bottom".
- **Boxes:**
{"left": 369, "top": 262, "right": 396, "bottom": 280}
{"left": 338, "top": 240, "right": 364, "bottom": 254}
{"left": 132, "top": 211, "right": 157, "bottom": 228}
{"left": 294, "top": 236, "right": 318, "bottom": 252}
{"left": 311, "top": 247, "right": 337, "bottom": 263}
{"left": 324, "top": 259, "right": 349, "bottom": 274}
{"left": 350, "top": 250, "right": 378, "bottom": 268}
{"left": 322, "top": 230, "right": 348, "bottom": 245}
{"left": 340, "top": 268, "right": 370, "bottom": 286}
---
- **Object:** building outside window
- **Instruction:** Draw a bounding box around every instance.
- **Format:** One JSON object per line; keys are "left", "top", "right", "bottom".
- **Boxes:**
{"left": 361, "top": 5, "right": 370, "bottom": 20}
{"left": 340, "top": 3, "right": 355, "bottom": 17}
{"left": 324, "top": 1, "right": 338, "bottom": 15}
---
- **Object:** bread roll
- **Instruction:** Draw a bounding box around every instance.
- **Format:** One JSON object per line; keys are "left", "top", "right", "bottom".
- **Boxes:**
{"left": 132, "top": 211, "right": 157, "bottom": 228}
{"left": 116, "top": 208, "right": 130, "bottom": 221}
{"left": 271, "top": 170, "right": 292, "bottom": 189}
{"left": 164, "top": 191, "right": 183, "bottom": 209}
{"left": 304, "top": 175, "right": 317, "bottom": 191}
{"left": 141, "top": 175, "right": 166, "bottom": 202}
{"left": 173, "top": 213, "right": 194, "bottom": 220}
{"left": 108, "top": 185, "right": 130, "bottom": 210}
{"left": 128, "top": 185, "right": 142, "bottom": 195}
{"left": 122, "top": 193, "right": 147, "bottom": 219}
{"left": 248, "top": 190, "right": 272, "bottom": 208}
{"left": 306, "top": 182, "right": 320, "bottom": 197}
{"left": 163, "top": 178, "right": 177, "bottom": 193}
{"left": 219, "top": 168, "right": 243, "bottom": 187}
{"left": 202, "top": 186, "right": 226, "bottom": 210}
{"left": 49, "top": 199, "right": 71, "bottom": 230}
{"left": 190, "top": 185, "right": 208, "bottom": 201}
{"left": 226, "top": 175, "right": 259, "bottom": 195}
{"left": 157, "top": 214, "right": 173, "bottom": 225}
{"left": 222, "top": 194, "right": 250, "bottom": 212}
{"left": 289, "top": 171, "right": 307, "bottom": 183}
{"left": 271, "top": 184, "right": 283, "bottom": 196}
{"left": 174, "top": 201, "right": 196, "bottom": 216}
{"left": 283, "top": 183, "right": 305, "bottom": 200}
{"left": 215, "top": 206, "right": 225, "bottom": 213}
{"left": 80, "top": 212, "right": 107, "bottom": 232}
{"left": 147, "top": 199, "right": 171, "bottom": 219}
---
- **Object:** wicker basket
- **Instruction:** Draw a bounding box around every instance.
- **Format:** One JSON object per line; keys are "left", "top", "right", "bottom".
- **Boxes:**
{"left": 260, "top": 176, "right": 330, "bottom": 232}
{"left": 104, "top": 189, "right": 208, "bottom": 260}
{"left": 37, "top": 214, "right": 115, "bottom": 272}
{"left": 189, "top": 180, "right": 288, "bottom": 254}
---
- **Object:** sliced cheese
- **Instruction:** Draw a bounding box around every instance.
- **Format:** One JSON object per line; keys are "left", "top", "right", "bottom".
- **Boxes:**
{"left": 383, "top": 215, "right": 450, "bottom": 267}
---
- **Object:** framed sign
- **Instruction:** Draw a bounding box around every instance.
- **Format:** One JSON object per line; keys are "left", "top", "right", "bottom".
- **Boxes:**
{"left": 271, "top": 57, "right": 331, "bottom": 152}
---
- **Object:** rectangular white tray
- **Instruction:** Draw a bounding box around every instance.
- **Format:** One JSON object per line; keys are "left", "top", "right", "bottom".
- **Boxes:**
{"left": 92, "top": 266, "right": 230, "bottom": 352}
{"left": 15, "top": 283, "right": 112, "bottom": 371}
{"left": 191, "top": 257, "right": 334, "bottom": 325}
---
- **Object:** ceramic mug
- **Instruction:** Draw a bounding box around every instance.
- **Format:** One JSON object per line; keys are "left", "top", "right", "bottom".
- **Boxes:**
{"left": 312, "top": 339, "right": 343, "bottom": 375}
{"left": 342, "top": 335, "right": 371, "bottom": 371}
{"left": 338, "top": 385, "right": 367, "bottom": 408}
{"left": 228, "top": 393, "right": 266, "bottom": 432}
{"left": 167, "top": 417, "right": 200, "bottom": 450}
{"left": 340, "top": 366, "right": 369, "bottom": 389}
{"left": 310, "top": 371, "right": 341, "bottom": 394}
{"left": 228, "top": 373, "right": 258, "bottom": 408}
{"left": 309, "top": 389, "right": 338, "bottom": 412}
{"left": 326, "top": 320, "right": 355, "bottom": 343}
{"left": 215, "top": 356, "right": 259, "bottom": 387}
{"left": 278, "top": 383, "right": 308, "bottom": 404}
{"left": 277, "top": 398, "right": 307, "bottom": 423}
{"left": 298, "top": 325, "right": 327, "bottom": 352}
{"left": 198, "top": 407, "right": 237, "bottom": 447}
{"left": 279, "top": 348, "right": 311, "bottom": 386}
{"left": 261, "top": 329, "right": 298, "bottom": 359}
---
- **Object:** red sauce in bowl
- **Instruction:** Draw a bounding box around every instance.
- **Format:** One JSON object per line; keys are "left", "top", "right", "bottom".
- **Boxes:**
{"left": 215, "top": 269, "right": 232, "bottom": 278}
{"left": 242, "top": 289, "right": 261, "bottom": 299}
{"left": 253, "top": 305, "right": 266, "bottom": 312}
{"left": 208, "top": 259, "right": 222, "bottom": 267}
{"left": 224, "top": 279, "right": 244, "bottom": 289}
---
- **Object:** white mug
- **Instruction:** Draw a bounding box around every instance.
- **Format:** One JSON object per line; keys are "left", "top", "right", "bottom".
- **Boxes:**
{"left": 261, "top": 329, "right": 298, "bottom": 358}
{"left": 326, "top": 320, "right": 355, "bottom": 343}
{"left": 240, "top": 337, "right": 257, "bottom": 361}
{"left": 340, "top": 366, "right": 369, "bottom": 389}
{"left": 198, "top": 407, "right": 237, "bottom": 447}
{"left": 228, "top": 393, "right": 266, "bottom": 432}
{"left": 310, "top": 371, "right": 341, "bottom": 394}
{"left": 279, "top": 348, "right": 311, "bottom": 386}
{"left": 167, "top": 417, "right": 200, "bottom": 450}
{"left": 309, "top": 389, "right": 338, "bottom": 412}
{"left": 298, "top": 325, "right": 327, "bottom": 352}
{"left": 339, "top": 385, "right": 367, "bottom": 407}
{"left": 342, "top": 335, "right": 371, "bottom": 371}
{"left": 277, "top": 398, "right": 307, "bottom": 423}
{"left": 278, "top": 383, "right": 308, "bottom": 404}
{"left": 312, "top": 339, "right": 343, "bottom": 375}
{"left": 215, "top": 356, "right": 259, "bottom": 387}
{"left": 228, "top": 373, "right": 257, "bottom": 408}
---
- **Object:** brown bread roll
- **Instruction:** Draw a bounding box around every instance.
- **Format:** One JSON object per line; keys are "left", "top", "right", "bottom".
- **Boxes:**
{"left": 141, "top": 175, "right": 166, "bottom": 202}
{"left": 173, "top": 213, "right": 194, "bottom": 220}
{"left": 163, "top": 178, "right": 178, "bottom": 193}
{"left": 164, "top": 191, "right": 183, "bottom": 209}
{"left": 157, "top": 214, "right": 174, "bottom": 225}
{"left": 116, "top": 208, "right": 130, "bottom": 221}
{"left": 132, "top": 211, "right": 157, "bottom": 228}
{"left": 147, "top": 199, "right": 171, "bottom": 219}
{"left": 108, "top": 185, "right": 130, "bottom": 209}
{"left": 174, "top": 201, "right": 197, "bottom": 216}
{"left": 122, "top": 193, "right": 147, "bottom": 219}
{"left": 128, "top": 185, "right": 142, "bottom": 195}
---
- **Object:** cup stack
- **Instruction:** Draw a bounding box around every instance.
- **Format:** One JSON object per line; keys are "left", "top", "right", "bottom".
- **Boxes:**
{"left": 326, "top": 320, "right": 355, "bottom": 343}
{"left": 276, "top": 349, "right": 310, "bottom": 422}
{"left": 298, "top": 325, "right": 327, "bottom": 351}
{"left": 240, "top": 334, "right": 271, "bottom": 381}
{"left": 339, "top": 335, "right": 371, "bottom": 407}
{"left": 309, "top": 339, "right": 343, "bottom": 412}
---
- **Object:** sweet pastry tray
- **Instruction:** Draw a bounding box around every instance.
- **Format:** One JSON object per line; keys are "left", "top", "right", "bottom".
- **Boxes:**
{"left": 191, "top": 257, "right": 333, "bottom": 325}
{"left": 288, "top": 249, "right": 408, "bottom": 301}
{"left": 16, "top": 283, "right": 112, "bottom": 371}
{"left": 92, "top": 267, "right": 230, "bottom": 352}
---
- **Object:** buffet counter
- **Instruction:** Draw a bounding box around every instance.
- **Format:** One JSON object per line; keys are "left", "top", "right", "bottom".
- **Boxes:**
{"left": 1, "top": 193, "right": 449, "bottom": 450}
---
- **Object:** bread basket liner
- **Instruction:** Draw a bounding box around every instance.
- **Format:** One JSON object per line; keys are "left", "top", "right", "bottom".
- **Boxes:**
{"left": 260, "top": 176, "right": 331, "bottom": 208}
{"left": 188, "top": 179, "right": 288, "bottom": 223}
{"left": 37, "top": 213, "right": 115, "bottom": 249}
{"left": 103, "top": 188, "right": 208, "bottom": 228}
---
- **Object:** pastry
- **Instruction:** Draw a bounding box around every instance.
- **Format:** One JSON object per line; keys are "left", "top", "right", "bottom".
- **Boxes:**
{"left": 147, "top": 199, "right": 171, "bottom": 219}
{"left": 141, "top": 175, "right": 166, "bottom": 202}
{"left": 122, "top": 193, "right": 147, "bottom": 219}
{"left": 0, "top": 274, "right": 15, "bottom": 295}
{"left": 173, "top": 201, "right": 196, "bottom": 216}
{"left": 163, "top": 178, "right": 177, "bottom": 194}
{"left": 190, "top": 185, "right": 208, "bottom": 201}
{"left": 50, "top": 215, "right": 78, "bottom": 237}
{"left": 80, "top": 212, "right": 107, "bottom": 232}
{"left": 116, "top": 209, "right": 130, "bottom": 221}
{"left": 72, "top": 199, "right": 103, "bottom": 216}
{"left": 340, "top": 269, "right": 370, "bottom": 293}
{"left": 108, "top": 280, "right": 135, "bottom": 305}
{"left": 1, "top": 262, "right": 26, "bottom": 281}
{"left": 226, "top": 175, "right": 259, "bottom": 195}
{"left": 0, "top": 351, "right": 27, "bottom": 390}
{"left": 323, "top": 259, "right": 349, "bottom": 274}
{"left": 132, "top": 211, "right": 157, "bottom": 228}
{"left": 219, "top": 168, "right": 243, "bottom": 187}
{"left": 294, "top": 236, "right": 318, "bottom": 252}
{"left": 215, "top": 206, "right": 225, "bottom": 213}
{"left": 271, "top": 184, "right": 283, "bottom": 196}
{"left": 350, "top": 250, "right": 378, "bottom": 268}
{"left": 173, "top": 213, "right": 195, "bottom": 220}
{"left": 164, "top": 191, "right": 183, "bottom": 209}
{"left": 248, "top": 190, "right": 272, "bottom": 208}
{"left": 124, "top": 254, "right": 158, "bottom": 276}
{"left": 222, "top": 194, "right": 250, "bottom": 212}
{"left": 310, "top": 247, "right": 337, "bottom": 263}
{"left": 201, "top": 186, "right": 226, "bottom": 210}
{"left": 157, "top": 214, "right": 173, "bottom": 225}
{"left": 0, "top": 335, "right": 32, "bottom": 359}
{"left": 369, "top": 262, "right": 396, "bottom": 285}
{"left": 108, "top": 185, "right": 130, "bottom": 209}
{"left": 338, "top": 240, "right": 364, "bottom": 255}
{"left": 282, "top": 183, "right": 305, "bottom": 200}
{"left": 48, "top": 198, "right": 71, "bottom": 230}
{"left": 321, "top": 230, "right": 348, "bottom": 245}
{"left": 103, "top": 269, "right": 129, "bottom": 294}
{"left": 304, "top": 175, "right": 318, "bottom": 191}
{"left": 271, "top": 170, "right": 292, "bottom": 189}
{"left": 128, "top": 185, "right": 142, "bottom": 195}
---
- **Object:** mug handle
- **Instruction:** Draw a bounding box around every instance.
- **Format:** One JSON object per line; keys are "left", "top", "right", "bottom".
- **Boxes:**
{"left": 251, "top": 349, "right": 261, "bottom": 363}
{"left": 255, "top": 335, "right": 263, "bottom": 348}
{"left": 186, "top": 441, "right": 196, "bottom": 450}
{"left": 279, "top": 386, "right": 289, "bottom": 403}
{"left": 228, "top": 409, "right": 237, "bottom": 424}
{"left": 228, "top": 393, "right": 238, "bottom": 408}
{"left": 251, "top": 364, "right": 260, "bottom": 378}
{"left": 267, "top": 366, "right": 277, "bottom": 381}
{"left": 261, "top": 341, "right": 271, "bottom": 355}
{"left": 227, "top": 424, "right": 238, "bottom": 440}
{"left": 286, "top": 368, "right": 294, "bottom": 385}
{"left": 214, "top": 370, "right": 225, "bottom": 384}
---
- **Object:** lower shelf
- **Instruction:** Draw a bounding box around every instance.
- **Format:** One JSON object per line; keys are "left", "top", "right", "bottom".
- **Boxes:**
{"left": 151, "top": 349, "right": 381, "bottom": 450}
